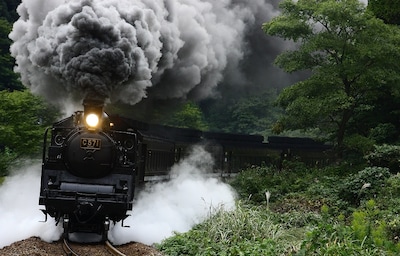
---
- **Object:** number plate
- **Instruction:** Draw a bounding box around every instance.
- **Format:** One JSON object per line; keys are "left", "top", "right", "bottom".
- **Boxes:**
{"left": 80, "top": 138, "right": 101, "bottom": 149}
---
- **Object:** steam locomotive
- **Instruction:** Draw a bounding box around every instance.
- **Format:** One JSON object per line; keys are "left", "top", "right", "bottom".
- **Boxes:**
{"left": 39, "top": 100, "right": 332, "bottom": 240}
{"left": 39, "top": 100, "right": 138, "bottom": 240}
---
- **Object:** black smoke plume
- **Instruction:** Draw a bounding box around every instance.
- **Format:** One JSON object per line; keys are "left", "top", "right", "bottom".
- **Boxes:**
{"left": 10, "top": 0, "right": 294, "bottom": 110}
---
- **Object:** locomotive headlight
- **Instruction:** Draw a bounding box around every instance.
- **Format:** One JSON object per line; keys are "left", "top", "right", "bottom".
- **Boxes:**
{"left": 82, "top": 99, "right": 107, "bottom": 130}
{"left": 85, "top": 113, "right": 100, "bottom": 128}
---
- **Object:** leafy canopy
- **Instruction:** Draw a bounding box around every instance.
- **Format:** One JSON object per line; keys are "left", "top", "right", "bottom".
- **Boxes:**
{"left": 368, "top": 0, "right": 400, "bottom": 25}
{"left": 263, "top": 0, "right": 400, "bottom": 149}
{"left": 164, "top": 101, "right": 208, "bottom": 131}
{"left": 0, "top": 18, "right": 23, "bottom": 91}
{"left": 203, "top": 90, "right": 281, "bottom": 135}
{"left": 0, "top": 90, "right": 59, "bottom": 156}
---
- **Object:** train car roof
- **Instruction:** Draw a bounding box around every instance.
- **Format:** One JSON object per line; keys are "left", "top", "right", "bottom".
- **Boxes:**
{"left": 266, "top": 136, "right": 332, "bottom": 151}
{"left": 109, "top": 115, "right": 332, "bottom": 151}
{"left": 110, "top": 115, "right": 265, "bottom": 143}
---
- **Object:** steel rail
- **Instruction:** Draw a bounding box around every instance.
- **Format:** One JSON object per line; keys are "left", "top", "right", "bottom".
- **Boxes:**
{"left": 62, "top": 238, "right": 80, "bottom": 256}
{"left": 62, "top": 238, "right": 126, "bottom": 256}
{"left": 105, "top": 240, "right": 127, "bottom": 256}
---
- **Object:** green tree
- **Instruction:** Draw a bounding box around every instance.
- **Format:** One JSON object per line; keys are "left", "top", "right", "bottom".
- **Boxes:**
{"left": 203, "top": 90, "right": 281, "bottom": 135}
{"left": 164, "top": 101, "right": 208, "bottom": 131}
{"left": 230, "top": 91, "right": 281, "bottom": 135}
{"left": 0, "top": 18, "right": 23, "bottom": 91}
{"left": 368, "top": 0, "right": 400, "bottom": 25}
{"left": 263, "top": 0, "right": 400, "bottom": 155}
{"left": 0, "top": 0, "right": 20, "bottom": 22}
{"left": 0, "top": 90, "right": 59, "bottom": 175}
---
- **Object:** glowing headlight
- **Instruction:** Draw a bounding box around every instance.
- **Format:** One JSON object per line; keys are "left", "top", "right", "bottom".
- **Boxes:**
{"left": 85, "top": 113, "right": 100, "bottom": 128}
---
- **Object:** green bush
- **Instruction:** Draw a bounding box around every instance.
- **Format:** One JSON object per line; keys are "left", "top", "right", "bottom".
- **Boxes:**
{"left": 298, "top": 220, "right": 363, "bottom": 255}
{"left": 343, "top": 134, "right": 375, "bottom": 159}
{"left": 229, "top": 166, "right": 273, "bottom": 203}
{"left": 298, "top": 203, "right": 398, "bottom": 255}
{"left": 365, "top": 144, "right": 400, "bottom": 173}
{"left": 351, "top": 200, "right": 400, "bottom": 252}
{"left": 384, "top": 174, "right": 400, "bottom": 197}
{"left": 339, "top": 167, "right": 391, "bottom": 206}
{"left": 378, "top": 175, "right": 400, "bottom": 240}
{"left": 305, "top": 173, "right": 345, "bottom": 209}
{"left": 386, "top": 214, "right": 400, "bottom": 242}
{"left": 230, "top": 163, "right": 315, "bottom": 204}
{"left": 369, "top": 123, "right": 398, "bottom": 144}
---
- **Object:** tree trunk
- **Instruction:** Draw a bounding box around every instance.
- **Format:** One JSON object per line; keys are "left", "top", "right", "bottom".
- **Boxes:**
{"left": 336, "top": 109, "right": 352, "bottom": 158}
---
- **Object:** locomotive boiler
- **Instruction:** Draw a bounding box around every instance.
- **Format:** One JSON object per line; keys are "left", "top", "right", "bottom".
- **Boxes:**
{"left": 39, "top": 99, "right": 137, "bottom": 240}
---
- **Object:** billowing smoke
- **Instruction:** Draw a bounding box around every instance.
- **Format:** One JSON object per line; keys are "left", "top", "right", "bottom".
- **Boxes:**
{"left": 9, "top": 0, "right": 284, "bottom": 109}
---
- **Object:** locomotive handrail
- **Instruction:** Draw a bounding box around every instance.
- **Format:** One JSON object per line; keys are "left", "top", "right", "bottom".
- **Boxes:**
{"left": 42, "top": 127, "right": 51, "bottom": 163}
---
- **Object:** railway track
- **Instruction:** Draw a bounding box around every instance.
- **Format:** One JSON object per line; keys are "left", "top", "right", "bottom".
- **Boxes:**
{"left": 105, "top": 240, "right": 127, "bottom": 256}
{"left": 62, "top": 238, "right": 127, "bottom": 256}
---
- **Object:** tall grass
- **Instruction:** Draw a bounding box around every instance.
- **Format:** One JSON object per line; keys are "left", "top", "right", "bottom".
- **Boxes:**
{"left": 156, "top": 202, "right": 302, "bottom": 255}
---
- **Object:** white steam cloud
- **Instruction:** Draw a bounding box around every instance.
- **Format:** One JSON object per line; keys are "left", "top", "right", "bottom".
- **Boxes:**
{"left": 9, "top": 0, "right": 277, "bottom": 108}
{"left": 110, "top": 145, "right": 236, "bottom": 245}
{"left": 0, "top": 161, "right": 62, "bottom": 249}
{"left": 0, "top": 147, "right": 236, "bottom": 247}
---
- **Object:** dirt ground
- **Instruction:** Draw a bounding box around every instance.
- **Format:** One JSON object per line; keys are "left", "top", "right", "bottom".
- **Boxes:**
{"left": 0, "top": 237, "right": 163, "bottom": 256}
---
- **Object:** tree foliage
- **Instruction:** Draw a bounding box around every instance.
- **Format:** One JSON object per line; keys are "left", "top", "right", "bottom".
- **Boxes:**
{"left": 163, "top": 101, "right": 208, "bottom": 131}
{"left": 0, "top": 0, "right": 20, "bottom": 22}
{"left": 203, "top": 90, "right": 281, "bottom": 136}
{"left": 263, "top": 0, "right": 400, "bottom": 153}
{"left": 0, "top": 0, "right": 24, "bottom": 91}
{"left": 368, "top": 0, "right": 400, "bottom": 25}
{"left": 0, "top": 17, "right": 23, "bottom": 91}
{"left": 0, "top": 90, "right": 59, "bottom": 175}
{"left": 226, "top": 91, "right": 280, "bottom": 135}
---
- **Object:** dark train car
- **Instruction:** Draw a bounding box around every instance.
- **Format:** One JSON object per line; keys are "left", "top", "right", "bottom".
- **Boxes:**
{"left": 266, "top": 136, "right": 334, "bottom": 166}
{"left": 201, "top": 131, "right": 270, "bottom": 173}
{"left": 109, "top": 117, "right": 187, "bottom": 182}
{"left": 110, "top": 116, "right": 270, "bottom": 181}
{"left": 40, "top": 101, "right": 137, "bottom": 240}
{"left": 109, "top": 116, "right": 334, "bottom": 184}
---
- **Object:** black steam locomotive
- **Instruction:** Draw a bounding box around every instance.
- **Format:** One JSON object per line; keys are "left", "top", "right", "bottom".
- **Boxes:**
{"left": 39, "top": 100, "right": 332, "bottom": 240}
{"left": 39, "top": 100, "right": 138, "bottom": 240}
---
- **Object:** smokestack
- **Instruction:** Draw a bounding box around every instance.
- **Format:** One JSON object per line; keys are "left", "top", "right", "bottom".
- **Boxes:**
{"left": 83, "top": 97, "right": 105, "bottom": 115}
